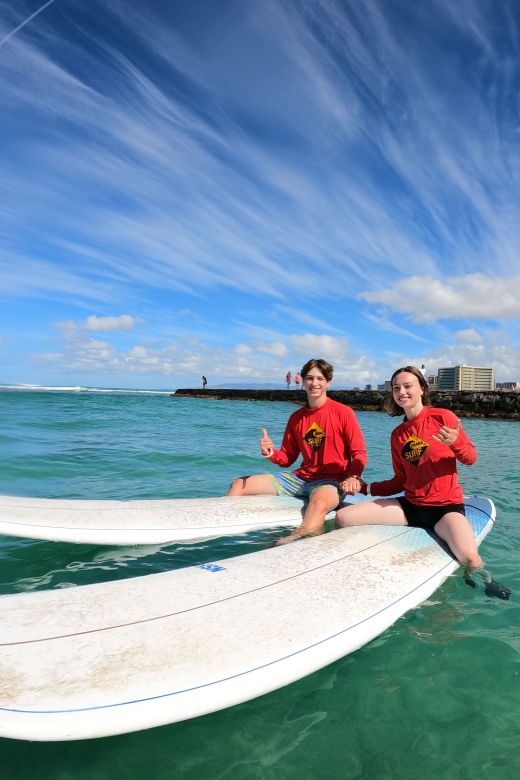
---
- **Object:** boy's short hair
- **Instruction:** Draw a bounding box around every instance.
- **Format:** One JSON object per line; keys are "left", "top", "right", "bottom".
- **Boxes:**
{"left": 300, "top": 359, "right": 334, "bottom": 382}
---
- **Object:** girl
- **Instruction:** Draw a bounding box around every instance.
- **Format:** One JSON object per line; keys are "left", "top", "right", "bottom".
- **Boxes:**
{"left": 336, "top": 366, "right": 509, "bottom": 597}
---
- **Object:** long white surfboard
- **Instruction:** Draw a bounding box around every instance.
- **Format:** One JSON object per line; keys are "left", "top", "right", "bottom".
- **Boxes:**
{"left": 0, "top": 496, "right": 494, "bottom": 742}
{"left": 0, "top": 494, "right": 316, "bottom": 545}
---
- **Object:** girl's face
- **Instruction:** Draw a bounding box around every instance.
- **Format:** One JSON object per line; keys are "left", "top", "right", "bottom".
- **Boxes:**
{"left": 392, "top": 372, "right": 424, "bottom": 412}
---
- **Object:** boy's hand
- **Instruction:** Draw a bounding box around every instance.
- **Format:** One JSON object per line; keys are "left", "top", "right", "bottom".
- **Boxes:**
{"left": 340, "top": 476, "right": 363, "bottom": 495}
{"left": 260, "top": 428, "right": 274, "bottom": 456}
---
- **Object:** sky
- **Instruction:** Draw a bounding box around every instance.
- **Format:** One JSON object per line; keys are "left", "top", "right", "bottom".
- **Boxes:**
{"left": 1, "top": 0, "right": 520, "bottom": 389}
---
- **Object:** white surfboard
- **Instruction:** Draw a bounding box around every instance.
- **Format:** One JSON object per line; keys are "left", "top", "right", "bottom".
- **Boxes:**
{"left": 0, "top": 494, "right": 316, "bottom": 545}
{"left": 0, "top": 496, "right": 494, "bottom": 742}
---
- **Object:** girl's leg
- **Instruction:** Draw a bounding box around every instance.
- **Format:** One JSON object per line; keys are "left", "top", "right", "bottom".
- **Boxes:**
{"left": 435, "top": 513, "right": 511, "bottom": 599}
{"left": 335, "top": 498, "right": 408, "bottom": 527}
{"left": 433, "top": 512, "right": 482, "bottom": 568}
{"left": 227, "top": 474, "right": 278, "bottom": 496}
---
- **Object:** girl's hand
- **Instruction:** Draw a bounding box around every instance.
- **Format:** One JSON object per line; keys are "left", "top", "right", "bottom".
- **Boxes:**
{"left": 260, "top": 428, "right": 274, "bottom": 456}
{"left": 432, "top": 419, "right": 460, "bottom": 446}
{"left": 340, "top": 476, "right": 364, "bottom": 495}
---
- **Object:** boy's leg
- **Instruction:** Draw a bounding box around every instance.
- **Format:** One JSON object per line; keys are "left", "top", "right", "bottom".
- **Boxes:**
{"left": 276, "top": 485, "right": 340, "bottom": 544}
{"left": 299, "top": 486, "right": 341, "bottom": 534}
{"left": 335, "top": 498, "right": 407, "bottom": 527}
{"left": 227, "top": 474, "right": 278, "bottom": 496}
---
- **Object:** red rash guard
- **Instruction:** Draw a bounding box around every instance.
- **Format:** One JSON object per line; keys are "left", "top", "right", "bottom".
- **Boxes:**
{"left": 369, "top": 407, "right": 476, "bottom": 505}
{"left": 265, "top": 398, "right": 367, "bottom": 482}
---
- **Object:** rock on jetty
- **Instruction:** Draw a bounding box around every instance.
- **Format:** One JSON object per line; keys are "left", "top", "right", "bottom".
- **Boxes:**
{"left": 173, "top": 388, "right": 520, "bottom": 419}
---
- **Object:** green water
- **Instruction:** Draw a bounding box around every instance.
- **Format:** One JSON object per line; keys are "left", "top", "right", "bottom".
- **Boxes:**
{"left": 0, "top": 390, "right": 519, "bottom": 780}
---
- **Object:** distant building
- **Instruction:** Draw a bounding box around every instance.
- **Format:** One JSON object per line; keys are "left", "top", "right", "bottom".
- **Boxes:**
{"left": 496, "top": 382, "right": 520, "bottom": 391}
{"left": 377, "top": 383, "right": 385, "bottom": 391}
{"left": 427, "top": 375, "right": 438, "bottom": 388}
{"left": 384, "top": 380, "right": 391, "bottom": 391}
{"left": 353, "top": 387, "right": 360, "bottom": 391}
{"left": 437, "top": 364, "right": 494, "bottom": 391}
{"left": 365, "top": 384, "right": 372, "bottom": 390}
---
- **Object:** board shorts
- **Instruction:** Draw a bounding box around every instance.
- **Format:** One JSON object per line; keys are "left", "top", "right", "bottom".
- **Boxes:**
{"left": 397, "top": 497, "right": 466, "bottom": 530}
{"left": 267, "top": 471, "right": 345, "bottom": 506}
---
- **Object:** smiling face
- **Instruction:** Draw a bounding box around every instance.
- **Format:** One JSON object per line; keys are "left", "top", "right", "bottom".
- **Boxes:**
{"left": 392, "top": 371, "right": 424, "bottom": 417}
{"left": 303, "top": 368, "right": 331, "bottom": 407}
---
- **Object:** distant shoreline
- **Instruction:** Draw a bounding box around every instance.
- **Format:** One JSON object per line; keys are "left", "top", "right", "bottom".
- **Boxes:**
{"left": 173, "top": 388, "right": 520, "bottom": 420}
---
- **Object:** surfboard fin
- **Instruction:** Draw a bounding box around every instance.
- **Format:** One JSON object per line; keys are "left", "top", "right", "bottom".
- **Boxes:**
{"left": 484, "top": 580, "right": 512, "bottom": 601}
{"left": 464, "top": 573, "right": 512, "bottom": 600}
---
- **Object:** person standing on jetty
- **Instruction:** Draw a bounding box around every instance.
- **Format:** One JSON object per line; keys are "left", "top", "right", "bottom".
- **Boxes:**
{"left": 202, "top": 376, "right": 208, "bottom": 390}
{"left": 285, "top": 371, "right": 292, "bottom": 389}
{"left": 294, "top": 372, "right": 302, "bottom": 390}
{"left": 227, "top": 358, "right": 367, "bottom": 543}
{"left": 335, "top": 365, "right": 510, "bottom": 598}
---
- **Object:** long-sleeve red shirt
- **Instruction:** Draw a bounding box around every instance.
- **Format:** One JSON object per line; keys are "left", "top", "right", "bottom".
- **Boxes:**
{"left": 369, "top": 407, "right": 476, "bottom": 505}
{"left": 265, "top": 398, "right": 367, "bottom": 482}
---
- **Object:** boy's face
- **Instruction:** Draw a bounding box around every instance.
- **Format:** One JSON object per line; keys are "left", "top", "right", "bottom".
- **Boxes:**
{"left": 303, "top": 369, "right": 330, "bottom": 400}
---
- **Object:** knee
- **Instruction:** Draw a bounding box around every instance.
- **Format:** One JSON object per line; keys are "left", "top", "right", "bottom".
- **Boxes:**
{"left": 310, "top": 497, "right": 329, "bottom": 514}
{"left": 227, "top": 476, "right": 249, "bottom": 496}
{"left": 459, "top": 551, "right": 482, "bottom": 569}
{"left": 335, "top": 507, "right": 352, "bottom": 527}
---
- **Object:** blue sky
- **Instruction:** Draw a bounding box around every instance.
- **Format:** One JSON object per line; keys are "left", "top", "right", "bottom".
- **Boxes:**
{"left": 1, "top": 0, "right": 520, "bottom": 388}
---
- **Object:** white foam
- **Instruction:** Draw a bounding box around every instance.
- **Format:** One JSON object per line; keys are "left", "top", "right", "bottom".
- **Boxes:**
{"left": 0, "top": 384, "right": 172, "bottom": 395}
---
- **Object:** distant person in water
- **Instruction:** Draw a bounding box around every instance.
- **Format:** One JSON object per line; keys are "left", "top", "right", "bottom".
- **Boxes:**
{"left": 227, "top": 358, "right": 367, "bottom": 544}
{"left": 294, "top": 372, "right": 302, "bottom": 390}
{"left": 285, "top": 371, "right": 292, "bottom": 389}
{"left": 335, "top": 365, "right": 510, "bottom": 598}
{"left": 202, "top": 376, "right": 207, "bottom": 390}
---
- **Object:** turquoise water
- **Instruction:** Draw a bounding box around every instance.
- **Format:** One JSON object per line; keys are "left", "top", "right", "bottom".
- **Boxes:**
{"left": 0, "top": 390, "right": 519, "bottom": 780}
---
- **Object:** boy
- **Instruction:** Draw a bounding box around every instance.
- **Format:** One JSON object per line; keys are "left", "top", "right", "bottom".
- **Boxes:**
{"left": 227, "top": 358, "right": 367, "bottom": 542}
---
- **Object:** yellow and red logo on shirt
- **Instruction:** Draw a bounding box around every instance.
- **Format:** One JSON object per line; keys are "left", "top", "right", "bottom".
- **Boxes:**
{"left": 303, "top": 422, "right": 326, "bottom": 451}
{"left": 401, "top": 434, "right": 429, "bottom": 466}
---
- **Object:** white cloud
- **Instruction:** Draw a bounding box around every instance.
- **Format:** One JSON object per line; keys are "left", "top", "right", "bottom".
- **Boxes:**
{"left": 454, "top": 328, "right": 483, "bottom": 344}
{"left": 255, "top": 341, "right": 288, "bottom": 357}
{"left": 53, "top": 315, "right": 146, "bottom": 333}
{"left": 235, "top": 344, "right": 253, "bottom": 356}
{"left": 289, "top": 334, "right": 377, "bottom": 384}
{"left": 359, "top": 274, "right": 520, "bottom": 323}
{"left": 291, "top": 334, "right": 349, "bottom": 360}
{"left": 34, "top": 328, "right": 377, "bottom": 385}
{"left": 391, "top": 332, "right": 520, "bottom": 382}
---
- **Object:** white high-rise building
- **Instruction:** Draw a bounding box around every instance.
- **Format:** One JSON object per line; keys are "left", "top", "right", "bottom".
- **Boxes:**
{"left": 437, "top": 365, "right": 494, "bottom": 391}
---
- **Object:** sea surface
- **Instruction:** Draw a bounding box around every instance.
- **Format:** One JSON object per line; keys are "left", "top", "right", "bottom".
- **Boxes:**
{"left": 0, "top": 388, "right": 519, "bottom": 780}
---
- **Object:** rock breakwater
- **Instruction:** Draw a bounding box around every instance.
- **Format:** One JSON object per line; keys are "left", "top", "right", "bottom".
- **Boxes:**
{"left": 173, "top": 388, "right": 520, "bottom": 419}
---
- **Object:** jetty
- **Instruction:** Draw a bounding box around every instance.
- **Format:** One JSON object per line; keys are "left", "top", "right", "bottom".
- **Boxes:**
{"left": 173, "top": 388, "right": 520, "bottom": 420}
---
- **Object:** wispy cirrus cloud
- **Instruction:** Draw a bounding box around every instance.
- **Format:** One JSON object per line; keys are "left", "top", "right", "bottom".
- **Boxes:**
{"left": 2, "top": 0, "right": 519, "bottom": 307}
{"left": 2, "top": 0, "right": 520, "bottom": 386}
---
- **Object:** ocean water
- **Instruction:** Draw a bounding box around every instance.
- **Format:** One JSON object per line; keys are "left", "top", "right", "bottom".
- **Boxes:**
{"left": 0, "top": 389, "right": 519, "bottom": 780}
